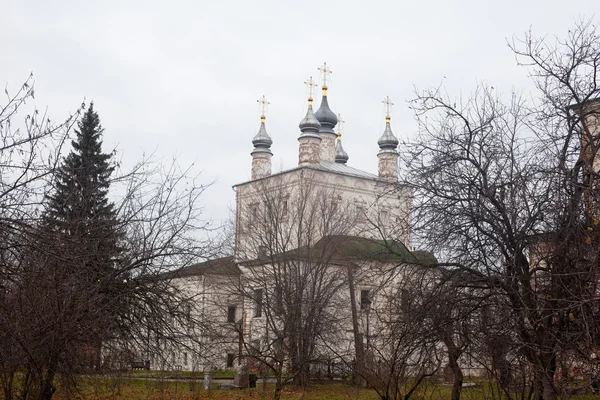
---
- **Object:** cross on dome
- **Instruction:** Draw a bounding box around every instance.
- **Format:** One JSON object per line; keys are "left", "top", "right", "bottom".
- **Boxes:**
{"left": 382, "top": 96, "right": 394, "bottom": 122}
{"left": 257, "top": 95, "right": 270, "bottom": 122}
{"left": 304, "top": 76, "right": 318, "bottom": 104}
{"left": 318, "top": 62, "right": 332, "bottom": 94}
{"left": 337, "top": 113, "right": 345, "bottom": 138}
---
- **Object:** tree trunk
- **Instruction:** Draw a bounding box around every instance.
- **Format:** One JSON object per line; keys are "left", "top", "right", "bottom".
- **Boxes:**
{"left": 273, "top": 376, "right": 284, "bottom": 400}
{"left": 347, "top": 265, "right": 366, "bottom": 386}
{"left": 38, "top": 363, "right": 57, "bottom": 400}
{"left": 444, "top": 335, "right": 463, "bottom": 400}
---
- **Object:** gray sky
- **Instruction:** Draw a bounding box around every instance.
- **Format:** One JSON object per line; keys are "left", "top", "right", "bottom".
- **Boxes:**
{"left": 3, "top": 0, "right": 598, "bottom": 226}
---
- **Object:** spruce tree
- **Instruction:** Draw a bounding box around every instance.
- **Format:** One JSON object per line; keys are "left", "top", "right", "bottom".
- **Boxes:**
{"left": 42, "top": 103, "right": 121, "bottom": 373}
{"left": 45, "top": 102, "right": 120, "bottom": 275}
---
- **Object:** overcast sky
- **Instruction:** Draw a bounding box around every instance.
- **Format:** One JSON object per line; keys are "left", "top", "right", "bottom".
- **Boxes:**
{"left": 3, "top": 0, "right": 598, "bottom": 226}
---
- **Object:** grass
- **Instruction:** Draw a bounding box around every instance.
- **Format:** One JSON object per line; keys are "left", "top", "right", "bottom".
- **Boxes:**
{"left": 51, "top": 380, "right": 380, "bottom": 400}
{"left": 121, "top": 369, "right": 237, "bottom": 379}
{"left": 18, "top": 377, "right": 600, "bottom": 399}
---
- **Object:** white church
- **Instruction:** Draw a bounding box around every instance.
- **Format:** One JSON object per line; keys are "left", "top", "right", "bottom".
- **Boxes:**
{"left": 157, "top": 64, "right": 434, "bottom": 375}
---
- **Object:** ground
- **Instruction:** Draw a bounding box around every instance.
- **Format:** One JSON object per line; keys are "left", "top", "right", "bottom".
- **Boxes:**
{"left": 42, "top": 378, "right": 600, "bottom": 400}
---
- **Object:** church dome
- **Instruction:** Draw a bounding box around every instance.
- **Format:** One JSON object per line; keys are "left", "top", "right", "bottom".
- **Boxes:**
{"left": 251, "top": 118, "right": 273, "bottom": 154}
{"left": 378, "top": 117, "right": 399, "bottom": 151}
{"left": 299, "top": 103, "right": 321, "bottom": 134}
{"left": 314, "top": 94, "right": 337, "bottom": 134}
{"left": 335, "top": 137, "right": 349, "bottom": 164}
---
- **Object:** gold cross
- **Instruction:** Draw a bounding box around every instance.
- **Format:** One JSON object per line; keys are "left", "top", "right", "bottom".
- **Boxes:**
{"left": 337, "top": 113, "right": 345, "bottom": 139}
{"left": 257, "top": 95, "right": 270, "bottom": 121}
{"left": 304, "top": 76, "right": 318, "bottom": 103}
{"left": 382, "top": 96, "right": 394, "bottom": 121}
{"left": 318, "top": 62, "right": 332, "bottom": 90}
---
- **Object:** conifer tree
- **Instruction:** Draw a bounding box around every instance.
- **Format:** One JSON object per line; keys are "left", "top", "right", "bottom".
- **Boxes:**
{"left": 45, "top": 102, "right": 120, "bottom": 276}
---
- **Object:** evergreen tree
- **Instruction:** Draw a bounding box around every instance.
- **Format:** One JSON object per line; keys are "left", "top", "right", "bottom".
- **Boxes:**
{"left": 45, "top": 102, "right": 120, "bottom": 275}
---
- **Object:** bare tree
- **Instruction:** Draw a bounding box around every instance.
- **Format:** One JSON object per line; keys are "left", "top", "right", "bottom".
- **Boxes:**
{"left": 0, "top": 79, "right": 214, "bottom": 400}
{"left": 230, "top": 170, "right": 356, "bottom": 399}
{"left": 404, "top": 20, "right": 600, "bottom": 400}
{"left": 0, "top": 75, "right": 80, "bottom": 400}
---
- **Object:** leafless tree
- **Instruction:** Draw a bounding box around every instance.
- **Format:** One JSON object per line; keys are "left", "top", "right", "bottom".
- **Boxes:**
{"left": 0, "top": 75, "right": 80, "bottom": 400}
{"left": 0, "top": 78, "right": 214, "bottom": 400}
{"left": 230, "top": 170, "right": 357, "bottom": 399}
{"left": 403, "top": 20, "right": 600, "bottom": 400}
{"left": 358, "top": 266, "right": 442, "bottom": 400}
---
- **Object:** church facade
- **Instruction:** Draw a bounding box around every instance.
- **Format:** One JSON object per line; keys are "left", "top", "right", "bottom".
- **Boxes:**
{"left": 157, "top": 66, "right": 432, "bottom": 375}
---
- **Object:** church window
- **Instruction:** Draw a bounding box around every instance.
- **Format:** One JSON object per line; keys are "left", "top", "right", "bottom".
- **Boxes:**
{"left": 282, "top": 198, "right": 288, "bottom": 217}
{"left": 246, "top": 203, "right": 259, "bottom": 230}
{"left": 227, "top": 305, "right": 236, "bottom": 323}
{"left": 183, "top": 352, "right": 188, "bottom": 365}
{"left": 254, "top": 289, "right": 263, "bottom": 317}
{"left": 360, "top": 289, "right": 371, "bottom": 310}
{"left": 226, "top": 353, "right": 235, "bottom": 368}
{"left": 357, "top": 206, "right": 367, "bottom": 223}
{"left": 258, "top": 245, "right": 267, "bottom": 257}
{"left": 380, "top": 210, "right": 389, "bottom": 224}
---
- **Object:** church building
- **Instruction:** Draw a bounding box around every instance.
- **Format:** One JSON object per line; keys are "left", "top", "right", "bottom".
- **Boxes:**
{"left": 162, "top": 64, "right": 432, "bottom": 375}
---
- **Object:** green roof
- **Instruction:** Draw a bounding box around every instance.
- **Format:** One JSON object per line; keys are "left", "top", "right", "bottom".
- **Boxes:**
{"left": 245, "top": 235, "right": 437, "bottom": 266}
{"left": 170, "top": 256, "right": 240, "bottom": 278}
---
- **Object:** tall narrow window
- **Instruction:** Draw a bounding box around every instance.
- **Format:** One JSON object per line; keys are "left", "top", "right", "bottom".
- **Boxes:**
{"left": 360, "top": 289, "right": 371, "bottom": 311}
{"left": 247, "top": 203, "right": 259, "bottom": 231}
{"left": 356, "top": 206, "right": 367, "bottom": 223}
{"left": 227, "top": 305, "right": 236, "bottom": 323}
{"left": 282, "top": 198, "right": 288, "bottom": 217}
{"left": 254, "top": 289, "right": 263, "bottom": 318}
{"left": 258, "top": 245, "right": 267, "bottom": 257}
{"left": 380, "top": 210, "right": 389, "bottom": 224}
{"left": 226, "top": 353, "right": 235, "bottom": 368}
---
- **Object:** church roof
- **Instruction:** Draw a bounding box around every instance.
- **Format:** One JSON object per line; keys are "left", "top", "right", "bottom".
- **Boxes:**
{"left": 233, "top": 161, "right": 380, "bottom": 189}
{"left": 168, "top": 256, "right": 240, "bottom": 278}
{"left": 318, "top": 161, "right": 376, "bottom": 179}
{"left": 242, "top": 235, "right": 436, "bottom": 266}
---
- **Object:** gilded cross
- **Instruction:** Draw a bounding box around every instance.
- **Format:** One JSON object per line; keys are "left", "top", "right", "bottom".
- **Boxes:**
{"left": 257, "top": 95, "right": 270, "bottom": 121}
{"left": 337, "top": 113, "right": 345, "bottom": 138}
{"left": 382, "top": 96, "right": 394, "bottom": 120}
{"left": 318, "top": 62, "right": 332, "bottom": 88}
{"left": 304, "top": 76, "right": 318, "bottom": 102}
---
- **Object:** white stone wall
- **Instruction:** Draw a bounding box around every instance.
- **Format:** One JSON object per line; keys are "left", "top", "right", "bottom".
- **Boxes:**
{"left": 298, "top": 137, "right": 321, "bottom": 166}
{"left": 319, "top": 133, "right": 337, "bottom": 163}
{"left": 154, "top": 274, "right": 242, "bottom": 372}
{"left": 235, "top": 168, "right": 412, "bottom": 262}
{"left": 251, "top": 152, "right": 272, "bottom": 180}
{"left": 378, "top": 153, "right": 399, "bottom": 181}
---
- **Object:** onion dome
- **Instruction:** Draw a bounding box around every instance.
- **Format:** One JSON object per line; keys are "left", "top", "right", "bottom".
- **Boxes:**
{"left": 314, "top": 90, "right": 338, "bottom": 134}
{"left": 378, "top": 115, "right": 399, "bottom": 153}
{"left": 251, "top": 116, "right": 273, "bottom": 155}
{"left": 299, "top": 100, "right": 322, "bottom": 138}
{"left": 335, "top": 135, "right": 349, "bottom": 164}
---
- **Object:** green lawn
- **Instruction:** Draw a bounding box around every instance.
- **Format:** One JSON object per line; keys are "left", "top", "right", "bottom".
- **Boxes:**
{"left": 120, "top": 369, "right": 237, "bottom": 379}
{"left": 38, "top": 378, "right": 600, "bottom": 400}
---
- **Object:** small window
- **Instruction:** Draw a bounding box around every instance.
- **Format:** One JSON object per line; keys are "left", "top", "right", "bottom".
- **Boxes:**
{"left": 400, "top": 289, "right": 410, "bottom": 311}
{"left": 227, "top": 305, "right": 236, "bottom": 323}
{"left": 380, "top": 210, "right": 389, "bottom": 224}
{"left": 360, "top": 290, "right": 371, "bottom": 310}
{"left": 183, "top": 352, "right": 188, "bottom": 365}
{"left": 185, "top": 304, "right": 192, "bottom": 322}
{"left": 282, "top": 198, "right": 288, "bottom": 217}
{"left": 247, "top": 203, "right": 259, "bottom": 230}
{"left": 254, "top": 289, "right": 263, "bottom": 318}
{"left": 258, "top": 245, "right": 267, "bottom": 257}
{"left": 356, "top": 206, "right": 367, "bottom": 223}
{"left": 226, "top": 353, "right": 235, "bottom": 368}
